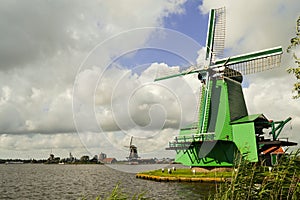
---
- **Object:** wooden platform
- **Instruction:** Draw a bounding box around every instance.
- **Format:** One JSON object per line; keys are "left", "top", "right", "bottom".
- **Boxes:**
{"left": 136, "top": 173, "right": 228, "bottom": 182}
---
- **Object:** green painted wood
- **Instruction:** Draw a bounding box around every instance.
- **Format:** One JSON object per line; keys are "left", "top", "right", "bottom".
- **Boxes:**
{"left": 154, "top": 69, "right": 206, "bottom": 81}
{"left": 231, "top": 114, "right": 264, "bottom": 124}
{"left": 214, "top": 46, "right": 282, "bottom": 67}
{"left": 205, "top": 8, "right": 216, "bottom": 62}
{"left": 198, "top": 81, "right": 212, "bottom": 133}
{"left": 175, "top": 140, "right": 237, "bottom": 167}
{"left": 213, "top": 79, "right": 233, "bottom": 141}
{"left": 232, "top": 122, "right": 258, "bottom": 162}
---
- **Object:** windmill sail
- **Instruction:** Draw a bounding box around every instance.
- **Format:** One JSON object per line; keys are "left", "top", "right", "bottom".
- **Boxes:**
{"left": 129, "top": 136, "right": 133, "bottom": 146}
{"left": 154, "top": 67, "right": 205, "bottom": 81}
{"left": 213, "top": 46, "right": 282, "bottom": 78}
{"left": 206, "top": 7, "right": 226, "bottom": 63}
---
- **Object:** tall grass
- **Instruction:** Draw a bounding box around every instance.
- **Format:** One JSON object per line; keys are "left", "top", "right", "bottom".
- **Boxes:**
{"left": 211, "top": 150, "right": 300, "bottom": 200}
{"left": 81, "top": 183, "right": 148, "bottom": 200}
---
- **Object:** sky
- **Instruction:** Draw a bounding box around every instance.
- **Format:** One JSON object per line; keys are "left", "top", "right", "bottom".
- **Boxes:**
{"left": 0, "top": 0, "right": 299, "bottom": 161}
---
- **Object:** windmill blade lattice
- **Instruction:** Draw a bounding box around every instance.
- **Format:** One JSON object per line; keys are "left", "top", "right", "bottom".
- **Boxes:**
{"left": 213, "top": 46, "right": 282, "bottom": 78}
{"left": 206, "top": 7, "right": 226, "bottom": 63}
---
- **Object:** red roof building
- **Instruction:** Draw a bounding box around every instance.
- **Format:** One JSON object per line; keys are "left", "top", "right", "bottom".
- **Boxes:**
{"left": 102, "top": 158, "right": 117, "bottom": 164}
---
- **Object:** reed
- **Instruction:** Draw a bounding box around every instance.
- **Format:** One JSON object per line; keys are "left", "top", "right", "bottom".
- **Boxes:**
{"left": 211, "top": 150, "right": 300, "bottom": 200}
{"left": 81, "top": 183, "right": 148, "bottom": 200}
{"left": 99, "top": 183, "right": 147, "bottom": 200}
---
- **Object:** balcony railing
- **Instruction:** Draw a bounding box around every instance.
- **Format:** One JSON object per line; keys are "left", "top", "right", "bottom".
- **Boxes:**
{"left": 167, "top": 133, "right": 215, "bottom": 150}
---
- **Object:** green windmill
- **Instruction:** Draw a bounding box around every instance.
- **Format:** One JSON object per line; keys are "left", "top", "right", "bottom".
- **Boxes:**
{"left": 155, "top": 7, "right": 297, "bottom": 167}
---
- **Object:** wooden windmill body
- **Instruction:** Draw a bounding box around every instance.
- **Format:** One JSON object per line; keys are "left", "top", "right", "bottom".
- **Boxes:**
{"left": 156, "top": 7, "right": 297, "bottom": 167}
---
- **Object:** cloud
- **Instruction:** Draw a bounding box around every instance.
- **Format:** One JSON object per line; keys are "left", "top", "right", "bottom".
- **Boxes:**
{"left": 0, "top": 0, "right": 187, "bottom": 70}
{"left": 0, "top": 0, "right": 189, "bottom": 158}
{"left": 71, "top": 23, "right": 202, "bottom": 157}
{"left": 0, "top": 1, "right": 88, "bottom": 69}
{"left": 94, "top": 63, "right": 199, "bottom": 131}
{"left": 0, "top": 132, "right": 105, "bottom": 159}
{"left": 72, "top": 62, "right": 200, "bottom": 157}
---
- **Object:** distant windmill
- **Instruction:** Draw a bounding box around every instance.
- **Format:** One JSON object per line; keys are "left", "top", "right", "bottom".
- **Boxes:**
{"left": 125, "top": 136, "right": 139, "bottom": 161}
{"left": 156, "top": 7, "right": 297, "bottom": 167}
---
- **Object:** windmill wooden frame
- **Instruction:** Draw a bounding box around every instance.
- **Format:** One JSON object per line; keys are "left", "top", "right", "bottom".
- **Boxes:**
{"left": 155, "top": 7, "right": 297, "bottom": 167}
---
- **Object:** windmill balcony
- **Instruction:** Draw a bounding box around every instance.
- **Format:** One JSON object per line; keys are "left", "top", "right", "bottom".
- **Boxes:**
{"left": 166, "top": 133, "right": 215, "bottom": 150}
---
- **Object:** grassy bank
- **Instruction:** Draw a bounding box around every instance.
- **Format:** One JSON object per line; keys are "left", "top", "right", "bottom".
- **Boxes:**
{"left": 137, "top": 168, "right": 232, "bottom": 179}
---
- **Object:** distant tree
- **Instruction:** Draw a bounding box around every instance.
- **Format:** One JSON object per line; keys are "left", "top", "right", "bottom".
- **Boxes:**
{"left": 90, "top": 155, "right": 98, "bottom": 163}
{"left": 287, "top": 16, "right": 300, "bottom": 99}
{"left": 80, "top": 155, "right": 90, "bottom": 163}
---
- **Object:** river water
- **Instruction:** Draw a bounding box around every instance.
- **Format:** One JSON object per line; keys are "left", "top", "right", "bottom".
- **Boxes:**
{"left": 0, "top": 164, "right": 214, "bottom": 199}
